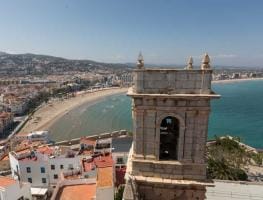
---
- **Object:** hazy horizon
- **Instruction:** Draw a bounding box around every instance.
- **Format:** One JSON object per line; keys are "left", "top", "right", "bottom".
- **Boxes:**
{"left": 1, "top": 50, "right": 263, "bottom": 69}
{"left": 1, "top": 0, "right": 263, "bottom": 66}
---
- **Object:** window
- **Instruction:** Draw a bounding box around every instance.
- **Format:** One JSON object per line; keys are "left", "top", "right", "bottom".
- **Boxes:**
{"left": 51, "top": 165, "right": 55, "bottom": 170}
{"left": 26, "top": 167, "right": 31, "bottom": 173}
{"left": 28, "top": 178, "right": 32, "bottom": 183}
{"left": 40, "top": 167, "right": 45, "bottom": 173}
{"left": 60, "top": 165, "right": 64, "bottom": 169}
{"left": 42, "top": 178, "right": 47, "bottom": 184}
{"left": 159, "top": 116, "right": 179, "bottom": 160}
{"left": 117, "top": 157, "right": 124, "bottom": 164}
{"left": 54, "top": 174, "right": 58, "bottom": 179}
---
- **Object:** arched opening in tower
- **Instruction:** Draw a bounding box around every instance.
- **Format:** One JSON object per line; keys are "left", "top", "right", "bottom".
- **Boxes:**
{"left": 159, "top": 116, "right": 179, "bottom": 160}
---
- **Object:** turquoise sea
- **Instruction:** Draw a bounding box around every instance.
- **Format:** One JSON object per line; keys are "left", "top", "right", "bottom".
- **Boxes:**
{"left": 50, "top": 80, "right": 263, "bottom": 148}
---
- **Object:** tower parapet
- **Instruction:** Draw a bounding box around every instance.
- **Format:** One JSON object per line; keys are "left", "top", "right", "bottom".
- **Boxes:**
{"left": 137, "top": 52, "right": 144, "bottom": 69}
{"left": 124, "top": 53, "right": 220, "bottom": 200}
{"left": 201, "top": 53, "right": 211, "bottom": 70}
{"left": 186, "top": 56, "right": 193, "bottom": 70}
{"left": 132, "top": 53, "right": 216, "bottom": 95}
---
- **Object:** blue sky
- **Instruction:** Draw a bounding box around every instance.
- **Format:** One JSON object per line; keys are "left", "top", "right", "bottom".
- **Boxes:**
{"left": 0, "top": 0, "right": 263, "bottom": 66}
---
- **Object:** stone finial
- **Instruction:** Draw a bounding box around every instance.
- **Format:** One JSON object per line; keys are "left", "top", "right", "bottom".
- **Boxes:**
{"left": 137, "top": 52, "right": 144, "bottom": 69}
{"left": 186, "top": 56, "right": 193, "bottom": 69}
{"left": 201, "top": 53, "right": 211, "bottom": 70}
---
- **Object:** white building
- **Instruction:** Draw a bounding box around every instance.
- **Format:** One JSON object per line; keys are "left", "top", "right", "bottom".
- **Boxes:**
{"left": 119, "top": 73, "right": 133, "bottom": 87}
{"left": 112, "top": 136, "right": 132, "bottom": 168}
{"left": 8, "top": 101, "right": 28, "bottom": 115}
{"left": 15, "top": 131, "right": 51, "bottom": 143}
{"left": 94, "top": 138, "right": 112, "bottom": 154}
{"left": 51, "top": 153, "right": 115, "bottom": 200}
{"left": 9, "top": 146, "right": 82, "bottom": 188}
{"left": 0, "top": 176, "right": 32, "bottom": 200}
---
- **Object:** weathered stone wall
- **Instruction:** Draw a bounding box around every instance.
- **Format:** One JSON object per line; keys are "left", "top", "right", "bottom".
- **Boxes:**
{"left": 124, "top": 67, "right": 219, "bottom": 200}
{"left": 132, "top": 160, "right": 207, "bottom": 180}
{"left": 133, "top": 69, "right": 212, "bottom": 94}
{"left": 136, "top": 182, "right": 206, "bottom": 200}
{"left": 131, "top": 97, "right": 210, "bottom": 164}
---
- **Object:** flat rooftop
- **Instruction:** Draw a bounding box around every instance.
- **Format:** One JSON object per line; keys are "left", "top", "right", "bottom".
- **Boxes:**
{"left": 56, "top": 184, "right": 96, "bottom": 200}
{"left": 0, "top": 176, "right": 16, "bottom": 187}
{"left": 112, "top": 136, "right": 133, "bottom": 153}
{"left": 94, "top": 154, "right": 114, "bottom": 168}
{"left": 83, "top": 154, "right": 113, "bottom": 172}
{"left": 97, "top": 167, "right": 113, "bottom": 187}
{"left": 206, "top": 180, "right": 263, "bottom": 200}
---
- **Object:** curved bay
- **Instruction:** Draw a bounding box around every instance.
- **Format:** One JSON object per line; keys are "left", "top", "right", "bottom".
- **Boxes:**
{"left": 50, "top": 80, "right": 263, "bottom": 148}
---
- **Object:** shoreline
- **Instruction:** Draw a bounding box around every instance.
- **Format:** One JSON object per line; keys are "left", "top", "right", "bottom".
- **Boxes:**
{"left": 18, "top": 77, "right": 263, "bottom": 135}
{"left": 18, "top": 87, "right": 128, "bottom": 134}
{"left": 212, "top": 77, "right": 263, "bottom": 84}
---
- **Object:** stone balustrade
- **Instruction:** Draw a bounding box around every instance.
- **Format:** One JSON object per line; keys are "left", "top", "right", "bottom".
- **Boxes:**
{"left": 133, "top": 69, "right": 213, "bottom": 95}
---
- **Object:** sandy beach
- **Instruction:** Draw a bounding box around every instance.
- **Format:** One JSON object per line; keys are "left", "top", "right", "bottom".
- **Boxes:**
{"left": 18, "top": 77, "right": 263, "bottom": 135}
{"left": 212, "top": 77, "right": 263, "bottom": 84}
{"left": 19, "top": 87, "right": 128, "bottom": 134}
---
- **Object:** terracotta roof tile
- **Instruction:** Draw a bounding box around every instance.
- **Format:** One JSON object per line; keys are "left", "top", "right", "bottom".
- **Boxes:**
{"left": 0, "top": 176, "right": 16, "bottom": 187}
{"left": 94, "top": 154, "right": 114, "bottom": 168}
{"left": 36, "top": 146, "right": 54, "bottom": 155}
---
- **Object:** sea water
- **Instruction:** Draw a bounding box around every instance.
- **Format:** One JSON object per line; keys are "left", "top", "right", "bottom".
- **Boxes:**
{"left": 50, "top": 80, "right": 263, "bottom": 148}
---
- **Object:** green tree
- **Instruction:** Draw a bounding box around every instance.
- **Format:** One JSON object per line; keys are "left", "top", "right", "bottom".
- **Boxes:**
{"left": 115, "top": 186, "right": 124, "bottom": 200}
{"left": 207, "top": 136, "right": 249, "bottom": 181}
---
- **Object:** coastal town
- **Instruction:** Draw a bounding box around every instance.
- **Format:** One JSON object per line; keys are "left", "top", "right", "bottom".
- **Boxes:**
{"left": 0, "top": 53, "right": 262, "bottom": 200}
{"left": 0, "top": 68, "right": 133, "bottom": 137}
{"left": 1, "top": 53, "right": 263, "bottom": 144}
{"left": 1, "top": 1, "right": 263, "bottom": 199}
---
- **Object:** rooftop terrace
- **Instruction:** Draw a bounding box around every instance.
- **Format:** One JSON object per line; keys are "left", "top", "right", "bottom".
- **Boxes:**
{"left": 55, "top": 184, "right": 96, "bottom": 200}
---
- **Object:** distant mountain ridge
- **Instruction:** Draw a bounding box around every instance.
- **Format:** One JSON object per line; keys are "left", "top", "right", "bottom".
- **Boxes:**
{"left": 0, "top": 51, "right": 260, "bottom": 77}
{"left": 0, "top": 51, "right": 132, "bottom": 76}
{"left": 0, "top": 51, "right": 8, "bottom": 56}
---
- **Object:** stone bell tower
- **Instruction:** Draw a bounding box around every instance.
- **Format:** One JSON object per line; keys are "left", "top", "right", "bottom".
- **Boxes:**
{"left": 123, "top": 53, "right": 220, "bottom": 200}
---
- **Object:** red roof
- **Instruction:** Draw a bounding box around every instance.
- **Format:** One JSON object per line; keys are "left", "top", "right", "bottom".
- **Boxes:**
{"left": 36, "top": 146, "right": 54, "bottom": 156}
{"left": 0, "top": 176, "right": 16, "bottom": 187}
{"left": 94, "top": 154, "right": 114, "bottom": 168}
{"left": 80, "top": 137, "right": 96, "bottom": 146}
{"left": 82, "top": 154, "right": 114, "bottom": 172}
{"left": 83, "top": 160, "right": 96, "bottom": 172}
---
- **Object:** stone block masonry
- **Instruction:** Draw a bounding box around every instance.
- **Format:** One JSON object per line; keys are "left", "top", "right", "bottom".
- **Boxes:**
{"left": 123, "top": 53, "right": 220, "bottom": 200}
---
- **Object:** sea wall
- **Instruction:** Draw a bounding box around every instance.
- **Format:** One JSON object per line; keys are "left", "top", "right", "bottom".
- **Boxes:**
{"left": 51, "top": 130, "right": 129, "bottom": 146}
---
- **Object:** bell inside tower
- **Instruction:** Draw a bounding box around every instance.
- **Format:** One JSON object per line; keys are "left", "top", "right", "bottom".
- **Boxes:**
{"left": 159, "top": 116, "right": 180, "bottom": 160}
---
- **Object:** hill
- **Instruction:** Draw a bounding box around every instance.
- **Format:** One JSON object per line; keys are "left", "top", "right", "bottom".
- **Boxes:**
{"left": 0, "top": 52, "right": 132, "bottom": 76}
